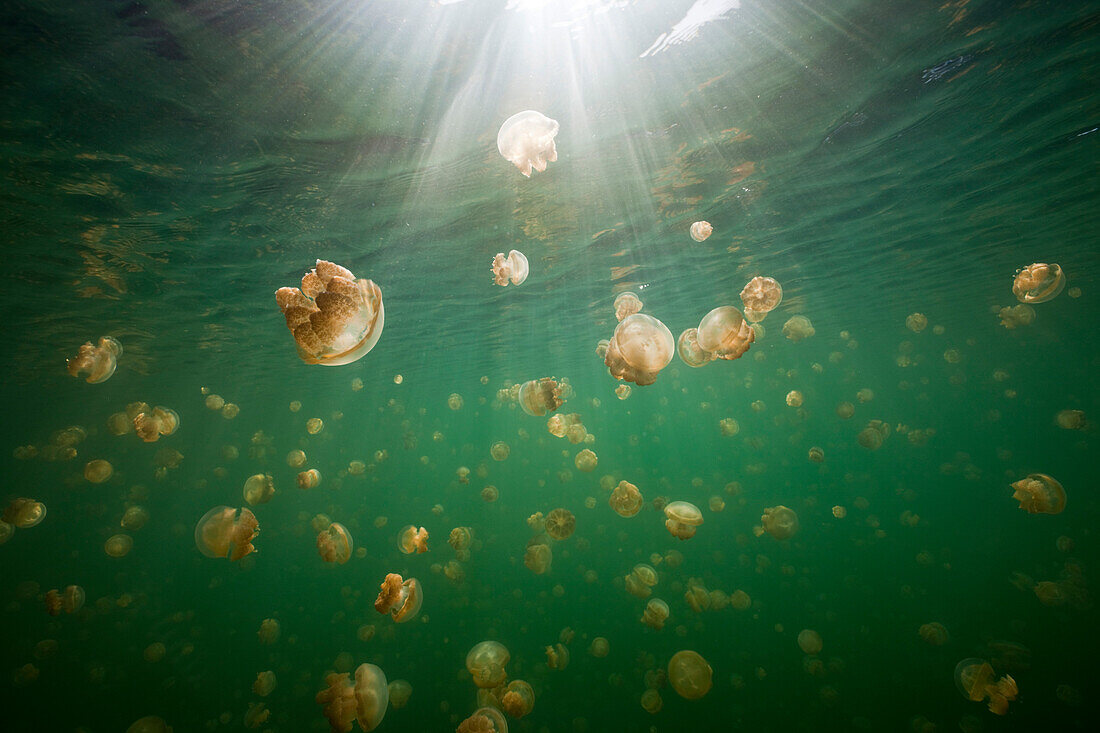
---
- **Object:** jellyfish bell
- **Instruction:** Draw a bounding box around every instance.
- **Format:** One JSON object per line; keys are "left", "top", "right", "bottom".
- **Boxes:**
{"left": 689, "top": 221, "right": 713, "bottom": 242}
{"left": 610, "top": 480, "right": 644, "bottom": 518}
{"left": 501, "top": 679, "right": 535, "bottom": 718}
{"left": 315, "top": 663, "right": 389, "bottom": 732}
{"left": 797, "top": 629, "right": 823, "bottom": 655}
{"left": 398, "top": 525, "right": 429, "bottom": 554}
{"left": 668, "top": 650, "right": 713, "bottom": 700}
{"left": 4, "top": 498, "right": 46, "bottom": 529}
{"left": 545, "top": 508, "right": 576, "bottom": 540}
{"left": 695, "top": 306, "right": 755, "bottom": 360}
{"left": 1010, "top": 473, "right": 1066, "bottom": 514}
{"left": 782, "top": 315, "right": 815, "bottom": 342}
{"left": 194, "top": 505, "right": 259, "bottom": 561}
{"left": 374, "top": 573, "right": 423, "bottom": 622}
{"left": 317, "top": 522, "right": 354, "bottom": 564}
{"left": 243, "top": 474, "right": 275, "bottom": 506}
{"left": 387, "top": 679, "right": 412, "bottom": 710}
{"left": 491, "top": 250, "right": 530, "bottom": 287}
{"left": 755, "top": 505, "right": 799, "bottom": 540}
{"left": 466, "top": 641, "right": 510, "bottom": 689}
{"left": 641, "top": 598, "right": 670, "bottom": 629}
{"left": 605, "top": 313, "right": 675, "bottom": 386}
{"left": 677, "top": 328, "right": 716, "bottom": 368}
{"left": 126, "top": 716, "right": 173, "bottom": 733}
{"left": 613, "top": 292, "right": 644, "bottom": 322}
{"left": 954, "top": 658, "right": 1018, "bottom": 715}
{"left": 66, "top": 336, "right": 122, "bottom": 383}
{"left": 739, "top": 277, "right": 783, "bottom": 316}
{"left": 457, "top": 707, "right": 509, "bottom": 733}
{"left": 275, "top": 260, "right": 384, "bottom": 366}
{"left": 664, "top": 501, "right": 703, "bottom": 540}
{"left": 1013, "top": 263, "right": 1065, "bottom": 303}
{"left": 497, "top": 109, "right": 559, "bottom": 177}
{"left": 518, "top": 377, "right": 565, "bottom": 417}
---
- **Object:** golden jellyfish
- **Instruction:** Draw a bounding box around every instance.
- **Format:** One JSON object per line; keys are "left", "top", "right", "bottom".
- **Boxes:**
{"left": 121, "top": 505, "right": 149, "bottom": 531}
{"left": 481, "top": 485, "right": 499, "bottom": 502}
{"left": 1055, "top": 409, "right": 1086, "bottom": 430}
{"left": 615, "top": 384, "right": 631, "bottom": 400}
{"left": 398, "top": 525, "right": 429, "bottom": 554}
{"left": 316, "top": 663, "right": 389, "bottom": 732}
{"left": 574, "top": 448, "right": 597, "bottom": 472}
{"left": 449, "top": 526, "right": 473, "bottom": 560}
{"left": 204, "top": 393, "right": 225, "bottom": 410}
{"left": 104, "top": 533, "right": 133, "bottom": 558}
{"left": 194, "top": 506, "right": 259, "bottom": 561}
{"left": 605, "top": 313, "right": 675, "bottom": 386}
{"left": 546, "top": 642, "right": 570, "bottom": 670}
{"left": 297, "top": 468, "right": 321, "bottom": 490}
{"left": 257, "top": 618, "right": 280, "bottom": 644}
{"left": 625, "top": 563, "right": 659, "bottom": 598}
{"left": 253, "top": 670, "right": 277, "bottom": 697}
{"left": 317, "top": 522, "right": 354, "bottom": 564}
{"left": 919, "top": 622, "right": 949, "bottom": 646}
{"left": 126, "top": 717, "right": 173, "bottom": 733}
{"left": 466, "top": 641, "right": 510, "bottom": 689}
{"left": 1010, "top": 473, "right": 1066, "bottom": 514}
{"left": 287, "top": 449, "right": 307, "bottom": 467}
{"left": 668, "top": 650, "right": 713, "bottom": 700}
{"left": 501, "top": 679, "right": 535, "bottom": 718}
{"left": 518, "top": 377, "right": 565, "bottom": 417}
{"left": 856, "top": 388, "right": 874, "bottom": 403}
{"left": 133, "top": 406, "right": 180, "bottom": 443}
{"left": 490, "top": 441, "right": 510, "bottom": 461}
{"left": 221, "top": 402, "right": 240, "bottom": 419}
{"left": 677, "top": 328, "right": 716, "bottom": 368}
{"left": 1013, "top": 263, "right": 1065, "bottom": 303}
{"left": 641, "top": 598, "right": 670, "bottom": 630}
{"left": 457, "top": 707, "right": 509, "bottom": 733}
{"left": 306, "top": 417, "right": 324, "bottom": 435}
{"left": 609, "top": 480, "right": 643, "bottom": 518}
{"left": 348, "top": 460, "right": 366, "bottom": 475}
{"left": 640, "top": 689, "right": 662, "bottom": 714}
{"left": 719, "top": 417, "right": 740, "bottom": 436}
{"left": 491, "top": 250, "right": 530, "bottom": 287}
{"left": 545, "top": 508, "right": 576, "bottom": 540}
{"left": 696, "top": 306, "right": 755, "bottom": 360}
{"left": 374, "top": 573, "right": 423, "bottom": 622}
{"left": 998, "top": 304, "right": 1035, "bottom": 329}
{"left": 786, "top": 391, "right": 803, "bottom": 407}
{"left": 808, "top": 446, "right": 825, "bottom": 463}
{"left": 243, "top": 474, "right": 275, "bottom": 506}
{"left": 66, "top": 336, "right": 122, "bottom": 383}
{"left": 60, "top": 584, "right": 84, "bottom": 614}
{"left": 589, "top": 637, "right": 610, "bottom": 658}
{"left": 497, "top": 109, "right": 558, "bottom": 177}
{"left": 83, "top": 458, "right": 113, "bottom": 484}
{"left": 664, "top": 501, "right": 703, "bottom": 540}
{"left": 388, "top": 679, "right": 412, "bottom": 710}
{"left": 730, "top": 590, "right": 751, "bottom": 611}
{"left": 782, "top": 315, "right": 815, "bottom": 342}
{"left": 739, "top": 277, "right": 783, "bottom": 316}
{"left": 955, "top": 658, "right": 1018, "bottom": 715}
{"left": 831, "top": 505, "right": 846, "bottom": 519}
{"left": 275, "top": 259, "right": 384, "bottom": 366}
{"left": 44, "top": 589, "right": 63, "bottom": 616}
{"left": 448, "top": 393, "right": 464, "bottom": 410}
{"left": 797, "top": 629, "right": 823, "bottom": 655}
{"left": 755, "top": 505, "right": 799, "bottom": 540}
{"left": 524, "top": 536, "right": 553, "bottom": 574}
{"left": 613, "top": 292, "right": 644, "bottom": 322}
{"left": 857, "top": 420, "right": 890, "bottom": 450}
{"left": 689, "top": 220, "right": 713, "bottom": 242}
{"left": 906, "top": 313, "right": 928, "bottom": 333}
{"left": 836, "top": 401, "right": 855, "bottom": 419}
{"left": 4, "top": 498, "right": 46, "bottom": 529}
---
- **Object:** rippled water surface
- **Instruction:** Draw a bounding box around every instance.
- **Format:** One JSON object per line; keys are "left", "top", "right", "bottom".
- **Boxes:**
{"left": 1, "top": 0, "right": 1097, "bottom": 731}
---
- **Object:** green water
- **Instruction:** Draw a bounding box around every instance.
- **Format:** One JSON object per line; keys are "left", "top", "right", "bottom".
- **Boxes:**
{"left": 1, "top": 0, "right": 1097, "bottom": 730}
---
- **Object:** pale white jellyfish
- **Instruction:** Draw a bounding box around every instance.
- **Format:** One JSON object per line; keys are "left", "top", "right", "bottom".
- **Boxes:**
{"left": 497, "top": 110, "right": 559, "bottom": 177}
{"left": 491, "top": 250, "right": 530, "bottom": 286}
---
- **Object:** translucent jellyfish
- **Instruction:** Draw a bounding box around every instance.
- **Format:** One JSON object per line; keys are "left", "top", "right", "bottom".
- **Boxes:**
{"left": 798, "top": 629, "right": 823, "bottom": 655}
{"left": 857, "top": 420, "right": 890, "bottom": 450}
{"left": 243, "top": 474, "right": 275, "bottom": 506}
{"left": 133, "top": 406, "right": 180, "bottom": 443}
{"left": 518, "top": 377, "right": 565, "bottom": 416}
{"left": 696, "top": 306, "right": 755, "bottom": 360}
{"left": 3, "top": 498, "right": 46, "bottom": 529}
{"left": 497, "top": 110, "right": 559, "bottom": 177}
{"left": 457, "top": 707, "right": 509, "bottom": 733}
{"left": 574, "top": 448, "right": 597, "bottom": 472}
{"left": 730, "top": 590, "right": 751, "bottom": 611}
{"left": 605, "top": 313, "right": 675, "bottom": 386}
{"left": 490, "top": 441, "right": 510, "bottom": 461}
{"left": 786, "top": 391, "right": 803, "bottom": 407}
{"left": 1055, "top": 409, "right": 1086, "bottom": 430}
{"left": 546, "top": 642, "right": 570, "bottom": 670}
{"left": 1013, "top": 263, "right": 1065, "bottom": 303}
{"left": 491, "top": 250, "right": 530, "bottom": 287}
{"left": 449, "top": 526, "right": 473, "bottom": 560}
{"left": 919, "top": 622, "right": 949, "bottom": 646}
{"left": 668, "top": 650, "right": 713, "bottom": 700}
{"left": 589, "top": 637, "right": 610, "bottom": 658}
{"left": 615, "top": 384, "right": 631, "bottom": 400}
{"left": 194, "top": 506, "right": 259, "bottom": 561}
{"left": 595, "top": 339, "right": 610, "bottom": 360}
{"left": 609, "top": 480, "right": 644, "bottom": 518}
{"left": 104, "top": 533, "right": 133, "bottom": 558}
{"left": 398, "top": 525, "right": 429, "bottom": 554}
{"left": 0, "top": 519, "right": 13, "bottom": 544}
{"left": 782, "top": 315, "right": 815, "bottom": 342}
{"left": 954, "top": 658, "right": 1018, "bottom": 715}
{"left": 640, "top": 689, "right": 663, "bottom": 714}
{"left": 448, "top": 393, "right": 464, "bottom": 410}
{"left": 689, "top": 221, "right": 713, "bottom": 242}
{"left": 466, "top": 641, "right": 510, "bottom": 688}
{"left": 275, "top": 259, "right": 384, "bottom": 366}
{"left": 481, "top": 485, "right": 499, "bottom": 502}
{"left": 808, "top": 446, "right": 824, "bottom": 463}
{"left": 253, "top": 670, "right": 277, "bottom": 697}
{"left": 625, "top": 563, "right": 659, "bottom": 598}
{"left": 83, "top": 459, "right": 113, "bottom": 484}
{"left": 257, "top": 618, "right": 280, "bottom": 644}
{"left": 306, "top": 417, "right": 324, "bottom": 435}
{"left": 545, "top": 508, "right": 576, "bottom": 540}
{"left": 755, "top": 505, "right": 799, "bottom": 540}
{"left": 998, "top": 304, "right": 1036, "bottom": 329}
{"left": 126, "top": 717, "right": 173, "bottom": 733}
{"left": 906, "top": 313, "right": 928, "bottom": 333}
{"left": 719, "top": 417, "right": 740, "bottom": 436}
{"left": 1010, "top": 473, "right": 1066, "bottom": 514}
{"left": 641, "top": 598, "right": 670, "bottom": 630}
{"left": 836, "top": 402, "right": 855, "bottom": 419}
{"left": 524, "top": 536, "right": 553, "bottom": 574}
{"left": 677, "top": 328, "right": 716, "bottom": 368}
{"left": 740, "top": 277, "right": 783, "bottom": 316}
{"left": 317, "top": 522, "right": 354, "bottom": 564}
{"left": 315, "top": 663, "right": 389, "bottom": 732}
{"left": 501, "top": 679, "right": 535, "bottom": 718}
{"left": 664, "top": 501, "right": 703, "bottom": 540}
{"left": 66, "top": 336, "right": 122, "bottom": 383}
{"left": 297, "top": 468, "right": 321, "bottom": 490}
{"left": 613, "top": 292, "right": 644, "bottom": 322}
{"left": 374, "top": 573, "right": 423, "bottom": 622}
{"left": 388, "top": 679, "right": 412, "bottom": 710}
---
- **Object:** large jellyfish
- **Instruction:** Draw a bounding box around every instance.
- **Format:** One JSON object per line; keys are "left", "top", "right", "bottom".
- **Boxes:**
{"left": 1012, "top": 263, "right": 1065, "bottom": 303}
{"left": 66, "top": 336, "right": 122, "bottom": 383}
{"left": 605, "top": 314, "right": 675, "bottom": 386}
{"left": 518, "top": 378, "right": 565, "bottom": 416}
{"left": 374, "top": 573, "right": 423, "bottom": 623}
{"left": 609, "top": 480, "right": 644, "bottom": 517}
{"left": 1010, "top": 474, "right": 1066, "bottom": 514}
{"left": 315, "top": 663, "right": 389, "bottom": 732}
{"left": 491, "top": 250, "right": 530, "bottom": 286}
{"left": 466, "top": 641, "right": 510, "bottom": 689}
{"left": 317, "top": 522, "right": 354, "bottom": 564}
{"left": 194, "top": 506, "right": 259, "bottom": 561}
{"left": 954, "top": 658, "right": 1018, "bottom": 715}
{"left": 664, "top": 501, "right": 703, "bottom": 540}
{"left": 497, "top": 110, "right": 559, "bottom": 177}
{"left": 696, "top": 306, "right": 755, "bottom": 360}
{"left": 668, "top": 650, "right": 713, "bottom": 700}
{"left": 275, "top": 260, "right": 384, "bottom": 366}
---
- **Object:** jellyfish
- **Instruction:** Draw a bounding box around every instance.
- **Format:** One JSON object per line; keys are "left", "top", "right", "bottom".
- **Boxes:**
{"left": 518, "top": 377, "right": 565, "bottom": 417}
{"left": 501, "top": 679, "right": 535, "bottom": 718}
{"left": 456, "top": 707, "right": 509, "bottom": 733}
{"left": 605, "top": 313, "right": 675, "bottom": 386}
{"left": 1010, "top": 473, "right": 1066, "bottom": 514}
{"left": 62, "top": 585, "right": 84, "bottom": 614}
{"left": 104, "top": 533, "right": 133, "bottom": 558}
{"left": 194, "top": 506, "right": 259, "bottom": 561}
{"left": 615, "top": 384, "right": 631, "bottom": 400}
{"left": 546, "top": 642, "right": 570, "bottom": 670}
{"left": 836, "top": 402, "right": 855, "bottom": 419}
{"left": 641, "top": 598, "right": 670, "bottom": 630}
{"left": 545, "top": 508, "right": 576, "bottom": 540}
{"left": 490, "top": 441, "right": 510, "bottom": 461}
{"left": 782, "top": 315, "right": 815, "bottom": 342}
{"left": 126, "top": 717, "right": 173, "bottom": 733}
{"left": 491, "top": 250, "right": 530, "bottom": 286}
{"left": 754, "top": 505, "right": 799, "bottom": 540}
{"left": 730, "top": 590, "right": 751, "bottom": 611}
{"left": 689, "top": 221, "right": 713, "bottom": 242}
{"left": 613, "top": 292, "right": 644, "bottom": 322}
{"left": 589, "top": 637, "right": 610, "bottom": 658}
{"left": 133, "top": 407, "right": 180, "bottom": 443}
{"left": 317, "top": 522, "right": 354, "bottom": 564}
{"left": 243, "top": 474, "right": 275, "bottom": 506}
{"left": 66, "top": 336, "right": 122, "bottom": 383}
{"left": 497, "top": 110, "right": 559, "bottom": 177}
{"left": 448, "top": 393, "right": 464, "bottom": 410}
{"left": 857, "top": 420, "right": 890, "bottom": 450}
{"left": 3, "top": 498, "right": 46, "bottom": 529}
{"left": 625, "top": 563, "right": 659, "bottom": 598}
{"left": 275, "top": 260, "right": 384, "bottom": 366}
{"left": 524, "top": 536, "right": 553, "bottom": 574}
{"left": 449, "top": 526, "right": 473, "bottom": 560}
{"left": 664, "top": 501, "right": 703, "bottom": 540}
{"left": 808, "top": 446, "right": 824, "bottom": 463}
{"left": 398, "top": 525, "right": 429, "bottom": 554}
{"left": 1055, "top": 409, "right": 1086, "bottom": 430}
{"left": 906, "top": 313, "right": 928, "bottom": 333}
{"left": 1013, "top": 263, "right": 1065, "bottom": 303}
{"left": 373, "top": 573, "right": 423, "bottom": 622}
{"left": 740, "top": 277, "right": 783, "bottom": 317}
{"left": 798, "top": 629, "right": 823, "bottom": 655}
{"left": 257, "top": 619, "right": 280, "bottom": 644}
{"left": 998, "top": 304, "right": 1036, "bottom": 329}
{"left": 677, "top": 328, "right": 716, "bottom": 368}
{"left": 253, "top": 670, "right": 277, "bottom": 697}
{"left": 919, "top": 622, "right": 949, "bottom": 646}
{"left": 954, "top": 658, "right": 1018, "bottom": 715}
{"left": 786, "top": 391, "right": 803, "bottom": 407}
{"left": 388, "top": 679, "right": 413, "bottom": 710}
{"left": 297, "top": 468, "right": 322, "bottom": 490}
{"left": 315, "top": 663, "right": 389, "bottom": 732}
{"left": 466, "top": 641, "right": 510, "bottom": 689}
{"left": 668, "top": 650, "right": 713, "bottom": 700}
{"left": 84, "top": 459, "right": 113, "bottom": 484}
{"left": 696, "top": 306, "right": 755, "bottom": 360}
{"left": 574, "top": 449, "right": 597, "bottom": 472}
{"left": 609, "top": 480, "right": 644, "bottom": 518}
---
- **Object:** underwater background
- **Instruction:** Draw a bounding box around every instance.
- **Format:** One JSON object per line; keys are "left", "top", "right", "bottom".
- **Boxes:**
{"left": 1, "top": 0, "right": 1097, "bottom": 730}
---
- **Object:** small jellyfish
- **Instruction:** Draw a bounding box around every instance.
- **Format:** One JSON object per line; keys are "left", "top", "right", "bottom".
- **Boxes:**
{"left": 677, "top": 328, "right": 716, "bottom": 368}
{"left": 0, "top": 520, "right": 13, "bottom": 544}
{"left": 194, "top": 506, "right": 259, "bottom": 561}
{"left": 84, "top": 459, "right": 113, "bottom": 484}
{"left": 857, "top": 420, "right": 890, "bottom": 450}
{"left": 481, "top": 485, "right": 499, "bottom": 502}
{"left": 1055, "top": 409, "right": 1086, "bottom": 430}
{"left": 374, "top": 573, "right": 423, "bottom": 622}
{"left": 615, "top": 384, "right": 631, "bottom": 400}
{"left": 315, "top": 663, "right": 389, "bottom": 732}
{"left": 104, "top": 533, "right": 133, "bottom": 558}
{"left": 286, "top": 449, "right": 307, "bottom": 467}
{"left": 1010, "top": 473, "right": 1066, "bottom": 514}
{"left": 574, "top": 448, "right": 597, "bottom": 472}
{"left": 696, "top": 306, "right": 755, "bottom": 360}
{"left": 253, "top": 670, "right": 277, "bottom": 697}
{"left": 274, "top": 260, "right": 384, "bottom": 366}
{"left": 448, "top": 393, "right": 464, "bottom": 410}
{"left": 317, "top": 522, "right": 354, "bottom": 564}
{"left": 625, "top": 563, "right": 659, "bottom": 598}
{"left": 297, "top": 468, "right": 321, "bottom": 490}
{"left": 808, "top": 447, "right": 825, "bottom": 463}
{"left": 490, "top": 441, "right": 510, "bottom": 461}
{"left": 243, "top": 474, "right": 275, "bottom": 506}
{"left": 133, "top": 406, "right": 180, "bottom": 443}
{"left": 257, "top": 618, "right": 280, "bottom": 644}
{"left": 998, "top": 304, "right": 1036, "bottom": 329}
{"left": 466, "top": 641, "right": 510, "bottom": 689}
{"left": 797, "top": 629, "right": 823, "bottom": 655}
{"left": 1013, "top": 263, "right": 1065, "bottom": 303}
{"left": 497, "top": 110, "right": 559, "bottom": 177}
{"left": 306, "top": 417, "right": 324, "bottom": 435}
{"left": 719, "top": 417, "right": 740, "bottom": 436}
{"left": 126, "top": 717, "right": 173, "bottom": 733}
{"left": 501, "top": 679, "right": 535, "bottom": 718}
{"left": 613, "top": 292, "right": 644, "bottom": 322}
{"left": 609, "top": 480, "right": 644, "bottom": 518}
{"left": 755, "top": 505, "right": 799, "bottom": 540}
{"left": 641, "top": 598, "right": 670, "bottom": 630}
{"left": 524, "top": 536, "right": 553, "bottom": 574}
{"left": 640, "top": 689, "right": 663, "bottom": 714}
{"left": 605, "top": 313, "right": 675, "bottom": 386}
{"left": 730, "top": 590, "right": 751, "bottom": 611}
{"left": 740, "top": 277, "right": 783, "bottom": 316}
{"left": 398, "top": 525, "right": 429, "bottom": 554}
{"left": 456, "top": 707, "right": 508, "bottom": 733}
{"left": 518, "top": 377, "right": 565, "bottom": 417}
{"left": 545, "top": 508, "right": 576, "bottom": 540}
{"left": 836, "top": 402, "right": 855, "bottom": 419}
{"left": 66, "top": 336, "right": 122, "bottom": 383}
{"left": 955, "top": 658, "right": 1018, "bottom": 715}
{"left": 387, "top": 679, "right": 412, "bottom": 710}
{"left": 906, "top": 313, "right": 928, "bottom": 333}
{"left": 689, "top": 221, "right": 713, "bottom": 242}
{"left": 782, "top": 315, "right": 815, "bottom": 342}
{"left": 664, "top": 501, "right": 703, "bottom": 540}
{"left": 589, "top": 637, "right": 610, "bottom": 658}
{"left": 919, "top": 622, "right": 950, "bottom": 646}
{"left": 546, "top": 642, "right": 570, "bottom": 670}
{"left": 668, "top": 650, "right": 713, "bottom": 700}
{"left": 786, "top": 391, "right": 803, "bottom": 407}
{"left": 491, "top": 250, "right": 530, "bottom": 286}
